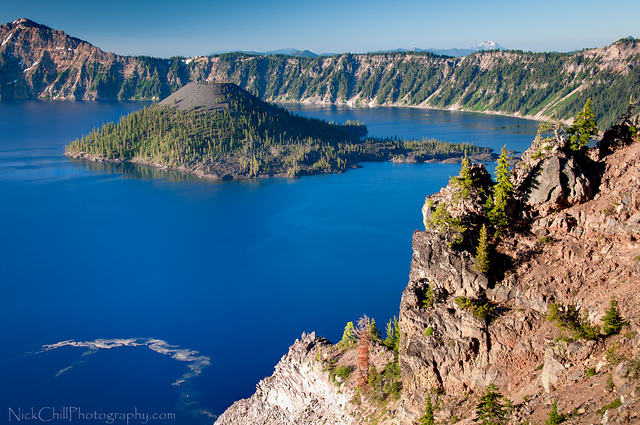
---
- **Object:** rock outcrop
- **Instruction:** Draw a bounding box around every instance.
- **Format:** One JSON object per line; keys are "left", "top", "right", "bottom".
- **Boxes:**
{"left": 396, "top": 124, "right": 640, "bottom": 423}
{"left": 511, "top": 125, "right": 598, "bottom": 218}
{"left": 0, "top": 18, "right": 187, "bottom": 101}
{"left": 216, "top": 123, "right": 640, "bottom": 424}
{"left": 215, "top": 333, "right": 354, "bottom": 425}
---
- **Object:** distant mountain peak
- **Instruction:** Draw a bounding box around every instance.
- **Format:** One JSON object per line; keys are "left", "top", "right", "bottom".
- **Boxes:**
{"left": 9, "top": 18, "right": 51, "bottom": 30}
{"left": 472, "top": 40, "right": 504, "bottom": 51}
{"left": 267, "top": 48, "right": 318, "bottom": 58}
{"left": 211, "top": 48, "right": 318, "bottom": 58}
{"left": 380, "top": 40, "right": 506, "bottom": 58}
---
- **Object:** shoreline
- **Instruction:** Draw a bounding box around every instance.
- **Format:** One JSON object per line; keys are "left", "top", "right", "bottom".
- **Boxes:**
{"left": 3, "top": 95, "right": 548, "bottom": 124}
{"left": 271, "top": 98, "right": 547, "bottom": 123}
{"left": 64, "top": 149, "right": 496, "bottom": 181}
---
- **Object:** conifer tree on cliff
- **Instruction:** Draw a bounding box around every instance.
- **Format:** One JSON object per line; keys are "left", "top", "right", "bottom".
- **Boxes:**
{"left": 383, "top": 316, "right": 399, "bottom": 353}
{"left": 450, "top": 153, "right": 476, "bottom": 201}
{"left": 487, "top": 146, "right": 512, "bottom": 236}
{"left": 419, "top": 394, "right": 435, "bottom": 425}
{"left": 567, "top": 98, "right": 598, "bottom": 151}
{"left": 475, "top": 223, "right": 490, "bottom": 273}
{"left": 601, "top": 298, "right": 627, "bottom": 336}
{"left": 475, "top": 383, "right": 508, "bottom": 425}
{"left": 338, "top": 321, "right": 357, "bottom": 348}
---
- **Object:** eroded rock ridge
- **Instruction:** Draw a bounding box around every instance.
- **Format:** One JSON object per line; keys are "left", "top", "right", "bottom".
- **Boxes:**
{"left": 216, "top": 119, "right": 640, "bottom": 424}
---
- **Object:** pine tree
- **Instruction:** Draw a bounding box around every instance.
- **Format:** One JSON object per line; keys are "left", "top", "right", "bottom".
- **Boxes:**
{"left": 369, "top": 318, "right": 382, "bottom": 342}
{"left": 475, "top": 224, "right": 490, "bottom": 273}
{"left": 368, "top": 364, "right": 380, "bottom": 389}
{"left": 450, "top": 153, "right": 476, "bottom": 201}
{"left": 384, "top": 316, "right": 400, "bottom": 352}
{"left": 475, "top": 383, "right": 507, "bottom": 425}
{"left": 567, "top": 98, "right": 598, "bottom": 151}
{"left": 602, "top": 298, "right": 627, "bottom": 336}
{"left": 487, "top": 146, "right": 512, "bottom": 236}
{"left": 339, "top": 321, "right": 357, "bottom": 347}
{"left": 422, "top": 284, "right": 435, "bottom": 309}
{"left": 418, "top": 394, "right": 435, "bottom": 425}
{"left": 546, "top": 399, "right": 565, "bottom": 425}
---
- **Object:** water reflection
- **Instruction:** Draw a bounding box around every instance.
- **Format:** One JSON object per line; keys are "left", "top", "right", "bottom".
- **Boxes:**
{"left": 282, "top": 103, "right": 539, "bottom": 154}
{"left": 69, "top": 158, "right": 201, "bottom": 182}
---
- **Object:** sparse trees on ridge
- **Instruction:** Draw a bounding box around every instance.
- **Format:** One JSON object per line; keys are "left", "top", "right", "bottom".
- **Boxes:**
{"left": 535, "top": 98, "right": 599, "bottom": 153}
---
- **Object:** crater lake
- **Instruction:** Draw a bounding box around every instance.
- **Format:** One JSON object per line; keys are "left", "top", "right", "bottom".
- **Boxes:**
{"left": 0, "top": 100, "right": 538, "bottom": 424}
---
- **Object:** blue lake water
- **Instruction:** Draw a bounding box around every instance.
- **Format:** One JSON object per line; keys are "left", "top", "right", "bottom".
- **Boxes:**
{"left": 0, "top": 100, "right": 538, "bottom": 424}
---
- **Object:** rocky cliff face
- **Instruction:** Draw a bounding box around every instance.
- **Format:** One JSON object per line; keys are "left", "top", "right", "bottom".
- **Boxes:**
{"left": 0, "top": 19, "right": 188, "bottom": 100}
{"left": 215, "top": 333, "right": 356, "bottom": 425}
{"left": 215, "top": 123, "right": 640, "bottom": 424}
{"left": 2, "top": 19, "right": 639, "bottom": 126}
{"left": 396, "top": 123, "right": 640, "bottom": 423}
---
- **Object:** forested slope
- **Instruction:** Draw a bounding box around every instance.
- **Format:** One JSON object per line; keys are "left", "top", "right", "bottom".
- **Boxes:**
{"left": 1, "top": 18, "right": 639, "bottom": 127}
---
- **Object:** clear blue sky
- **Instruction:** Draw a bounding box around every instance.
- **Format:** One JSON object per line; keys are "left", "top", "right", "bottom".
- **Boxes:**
{"left": 2, "top": 0, "right": 638, "bottom": 57}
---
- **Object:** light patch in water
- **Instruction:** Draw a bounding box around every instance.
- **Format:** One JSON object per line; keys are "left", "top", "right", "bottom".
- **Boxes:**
{"left": 25, "top": 337, "right": 214, "bottom": 422}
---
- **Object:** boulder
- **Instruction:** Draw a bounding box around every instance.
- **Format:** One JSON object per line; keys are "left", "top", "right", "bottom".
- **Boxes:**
{"left": 612, "top": 361, "right": 631, "bottom": 390}
{"left": 519, "top": 156, "right": 592, "bottom": 215}
{"left": 541, "top": 347, "right": 567, "bottom": 392}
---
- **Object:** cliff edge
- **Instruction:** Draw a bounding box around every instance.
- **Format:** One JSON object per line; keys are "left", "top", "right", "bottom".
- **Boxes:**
{"left": 216, "top": 118, "right": 640, "bottom": 424}
{"left": 215, "top": 333, "right": 355, "bottom": 425}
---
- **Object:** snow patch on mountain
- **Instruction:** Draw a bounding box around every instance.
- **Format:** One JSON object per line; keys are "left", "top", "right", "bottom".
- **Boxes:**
{"left": 472, "top": 40, "right": 505, "bottom": 51}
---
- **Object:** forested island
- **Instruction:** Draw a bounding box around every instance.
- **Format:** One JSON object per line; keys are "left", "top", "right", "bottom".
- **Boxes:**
{"left": 64, "top": 83, "right": 494, "bottom": 179}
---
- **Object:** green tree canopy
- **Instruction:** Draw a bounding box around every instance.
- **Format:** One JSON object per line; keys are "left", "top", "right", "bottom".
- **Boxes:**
{"left": 546, "top": 399, "right": 565, "bottom": 425}
{"left": 487, "top": 146, "right": 512, "bottom": 236}
{"left": 601, "top": 298, "right": 627, "bottom": 336}
{"left": 567, "top": 98, "right": 598, "bottom": 151}
{"left": 450, "top": 154, "right": 478, "bottom": 201}
{"left": 475, "top": 383, "right": 508, "bottom": 425}
{"left": 475, "top": 224, "right": 490, "bottom": 273}
{"left": 383, "top": 316, "right": 400, "bottom": 353}
{"left": 369, "top": 318, "right": 382, "bottom": 342}
{"left": 338, "top": 321, "right": 357, "bottom": 347}
{"left": 418, "top": 394, "right": 435, "bottom": 425}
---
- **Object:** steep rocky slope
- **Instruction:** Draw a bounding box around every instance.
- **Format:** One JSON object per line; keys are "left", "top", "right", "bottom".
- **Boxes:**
{"left": 214, "top": 333, "right": 356, "bottom": 425}
{"left": 2, "top": 19, "right": 639, "bottom": 126}
{"left": 397, "top": 122, "right": 640, "bottom": 424}
{"left": 0, "top": 18, "right": 187, "bottom": 100}
{"left": 215, "top": 121, "right": 640, "bottom": 424}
